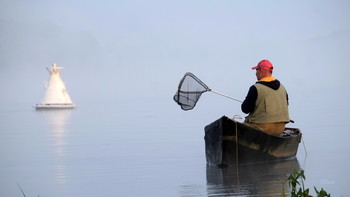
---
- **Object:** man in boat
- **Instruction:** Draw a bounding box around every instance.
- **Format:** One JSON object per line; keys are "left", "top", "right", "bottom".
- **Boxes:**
{"left": 241, "top": 59, "right": 290, "bottom": 136}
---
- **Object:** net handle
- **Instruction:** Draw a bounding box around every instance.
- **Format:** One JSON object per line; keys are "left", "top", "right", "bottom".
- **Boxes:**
{"left": 208, "top": 89, "right": 242, "bottom": 103}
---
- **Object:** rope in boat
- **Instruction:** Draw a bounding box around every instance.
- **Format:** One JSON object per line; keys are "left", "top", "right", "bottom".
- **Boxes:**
{"left": 232, "top": 115, "right": 243, "bottom": 185}
{"left": 301, "top": 137, "right": 308, "bottom": 176}
{"left": 302, "top": 138, "right": 307, "bottom": 156}
{"left": 235, "top": 121, "right": 240, "bottom": 185}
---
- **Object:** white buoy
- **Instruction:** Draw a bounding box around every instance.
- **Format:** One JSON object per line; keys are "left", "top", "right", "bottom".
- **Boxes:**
{"left": 35, "top": 63, "right": 77, "bottom": 109}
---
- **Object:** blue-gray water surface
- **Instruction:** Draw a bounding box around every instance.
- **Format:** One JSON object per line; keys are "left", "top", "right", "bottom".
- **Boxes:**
{"left": 1, "top": 95, "right": 349, "bottom": 197}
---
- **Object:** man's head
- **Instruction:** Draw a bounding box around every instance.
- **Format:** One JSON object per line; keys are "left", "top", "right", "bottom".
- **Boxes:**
{"left": 252, "top": 59, "right": 273, "bottom": 80}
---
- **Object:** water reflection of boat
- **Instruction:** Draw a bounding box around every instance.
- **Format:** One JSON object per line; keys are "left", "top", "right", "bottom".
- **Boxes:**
{"left": 39, "top": 110, "right": 72, "bottom": 184}
{"left": 204, "top": 116, "right": 302, "bottom": 166}
{"left": 206, "top": 158, "right": 300, "bottom": 196}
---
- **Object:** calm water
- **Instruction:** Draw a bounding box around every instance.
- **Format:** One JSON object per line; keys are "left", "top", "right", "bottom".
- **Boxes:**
{"left": 1, "top": 95, "right": 350, "bottom": 197}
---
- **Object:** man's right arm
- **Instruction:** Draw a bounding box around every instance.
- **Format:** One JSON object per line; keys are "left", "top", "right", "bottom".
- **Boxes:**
{"left": 241, "top": 85, "right": 257, "bottom": 114}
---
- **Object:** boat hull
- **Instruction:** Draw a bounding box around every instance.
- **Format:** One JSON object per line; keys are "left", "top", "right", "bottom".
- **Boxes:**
{"left": 204, "top": 116, "right": 302, "bottom": 166}
{"left": 35, "top": 103, "right": 77, "bottom": 110}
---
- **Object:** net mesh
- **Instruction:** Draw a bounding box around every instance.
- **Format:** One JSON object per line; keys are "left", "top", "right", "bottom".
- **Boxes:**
{"left": 173, "top": 72, "right": 209, "bottom": 110}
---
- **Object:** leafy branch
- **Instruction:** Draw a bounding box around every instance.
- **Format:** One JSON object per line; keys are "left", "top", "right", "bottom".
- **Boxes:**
{"left": 281, "top": 169, "right": 331, "bottom": 197}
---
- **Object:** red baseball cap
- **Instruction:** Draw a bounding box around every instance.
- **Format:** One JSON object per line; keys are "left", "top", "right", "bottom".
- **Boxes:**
{"left": 252, "top": 59, "right": 273, "bottom": 71}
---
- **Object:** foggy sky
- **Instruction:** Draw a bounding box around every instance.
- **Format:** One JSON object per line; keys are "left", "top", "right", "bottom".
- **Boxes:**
{"left": 1, "top": 0, "right": 349, "bottom": 110}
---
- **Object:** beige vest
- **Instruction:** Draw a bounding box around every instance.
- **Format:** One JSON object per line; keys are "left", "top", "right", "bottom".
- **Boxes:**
{"left": 247, "top": 83, "right": 290, "bottom": 123}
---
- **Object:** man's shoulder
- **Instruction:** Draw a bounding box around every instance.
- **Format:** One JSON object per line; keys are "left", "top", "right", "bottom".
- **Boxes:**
{"left": 248, "top": 85, "right": 258, "bottom": 92}
{"left": 255, "top": 80, "right": 281, "bottom": 90}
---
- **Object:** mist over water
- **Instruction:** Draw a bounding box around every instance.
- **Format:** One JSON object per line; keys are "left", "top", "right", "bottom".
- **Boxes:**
{"left": 1, "top": 92, "right": 350, "bottom": 196}
{"left": 1, "top": 1, "right": 350, "bottom": 196}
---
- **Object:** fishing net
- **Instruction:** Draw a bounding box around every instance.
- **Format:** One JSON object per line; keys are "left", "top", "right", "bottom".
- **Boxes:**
{"left": 173, "top": 72, "right": 210, "bottom": 110}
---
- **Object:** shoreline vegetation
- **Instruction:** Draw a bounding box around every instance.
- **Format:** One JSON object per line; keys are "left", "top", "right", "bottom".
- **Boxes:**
{"left": 282, "top": 169, "right": 331, "bottom": 197}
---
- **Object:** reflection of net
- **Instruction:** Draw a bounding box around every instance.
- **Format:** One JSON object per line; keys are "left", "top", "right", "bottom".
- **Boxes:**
{"left": 173, "top": 72, "right": 209, "bottom": 110}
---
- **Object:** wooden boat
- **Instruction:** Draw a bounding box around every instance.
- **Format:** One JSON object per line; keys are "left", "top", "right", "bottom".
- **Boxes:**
{"left": 204, "top": 116, "right": 302, "bottom": 166}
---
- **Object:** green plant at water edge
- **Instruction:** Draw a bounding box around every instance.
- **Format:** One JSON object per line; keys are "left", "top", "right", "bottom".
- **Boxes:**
{"left": 281, "top": 169, "right": 331, "bottom": 197}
